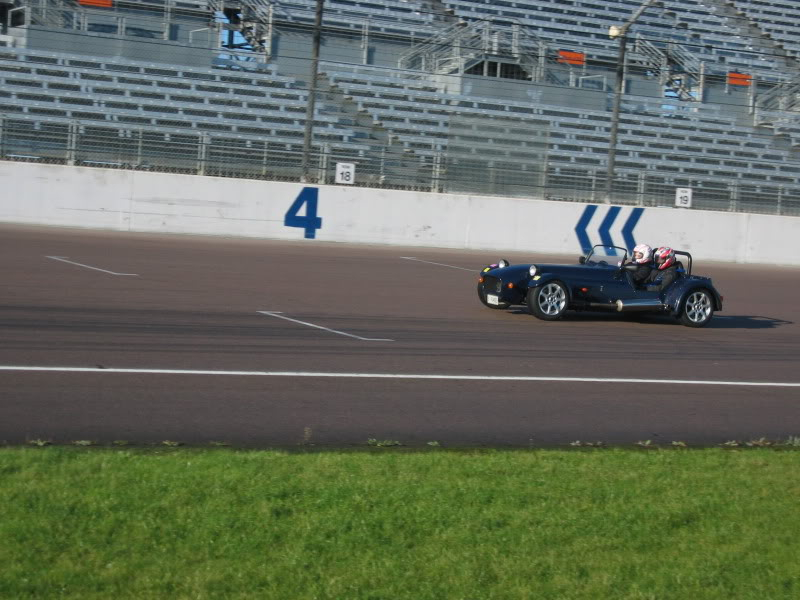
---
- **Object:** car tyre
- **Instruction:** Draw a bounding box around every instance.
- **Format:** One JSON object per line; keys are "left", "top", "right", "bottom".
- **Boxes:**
{"left": 528, "top": 280, "right": 569, "bottom": 321}
{"left": 477, "top": 283, "right": 510, "bottom": 309}
{"left": 679, "top": 289, "right": 714, "bottom": 328}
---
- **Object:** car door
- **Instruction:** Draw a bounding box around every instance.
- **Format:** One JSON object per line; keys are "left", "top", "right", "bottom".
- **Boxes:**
{"left": 587, "top": 267, "right": 660, "bottom": 304}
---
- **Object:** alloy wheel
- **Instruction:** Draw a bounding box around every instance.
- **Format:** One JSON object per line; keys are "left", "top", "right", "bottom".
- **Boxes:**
{"left": 685, "top": 291, "right": 712, "bottom": 324}
{"left": 538, "top": 283, "right": 566, "bottom": 316}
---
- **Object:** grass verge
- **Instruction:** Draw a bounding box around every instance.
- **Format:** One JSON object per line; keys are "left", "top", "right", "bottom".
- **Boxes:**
{"left": 2, "top": 447, "right": 799, "bottom": 599}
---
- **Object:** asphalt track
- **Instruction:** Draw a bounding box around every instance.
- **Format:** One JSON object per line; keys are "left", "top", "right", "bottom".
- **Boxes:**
{"left": 2, "top": 224, "right": 799, "bottom": 447}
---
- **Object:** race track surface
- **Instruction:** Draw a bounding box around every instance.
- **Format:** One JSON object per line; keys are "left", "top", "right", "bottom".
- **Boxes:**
{"left": 2, "top": 224, "right": 799, "bottom": 447}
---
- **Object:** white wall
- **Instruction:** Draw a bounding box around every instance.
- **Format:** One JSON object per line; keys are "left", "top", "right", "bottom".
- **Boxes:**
{"left": 2, "top": 162, "right": 798, "bottom": 264}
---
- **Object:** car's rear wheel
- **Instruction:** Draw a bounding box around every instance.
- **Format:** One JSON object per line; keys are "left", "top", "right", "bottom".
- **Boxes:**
{"left": 679, "top": 289, "right": 714, "bottom": 327}
{"left": 528, "top": 281, "right": 568, "bottom": 321}
{"left": 477, "top": 283, "right": 510, "bottom": 309}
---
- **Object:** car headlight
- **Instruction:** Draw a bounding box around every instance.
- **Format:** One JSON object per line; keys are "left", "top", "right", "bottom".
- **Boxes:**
{"left": 498, "top": 259, "right": 509, "bottom": 268}
{"left": 529, "top": 265, "right": 537, "bottom": 277}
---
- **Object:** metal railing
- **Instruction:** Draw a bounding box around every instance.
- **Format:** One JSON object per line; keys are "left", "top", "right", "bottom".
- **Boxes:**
{"left": 398, "top": 19, "right": 546, "bottom": 81}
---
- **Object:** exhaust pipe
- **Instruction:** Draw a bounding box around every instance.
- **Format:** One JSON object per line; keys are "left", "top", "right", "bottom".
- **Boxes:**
{"left": 616, "top": 299, "right": 665, "bottom": 312}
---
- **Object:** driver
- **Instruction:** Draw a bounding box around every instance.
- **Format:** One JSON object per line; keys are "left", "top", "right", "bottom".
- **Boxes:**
{"left": 646, "top": 246, "right": 681, "bottom": 291}
{"left": 628, "top": 243, "right": 654, "bottom": 286}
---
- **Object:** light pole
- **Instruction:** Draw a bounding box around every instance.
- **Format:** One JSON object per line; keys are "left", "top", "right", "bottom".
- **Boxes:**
{"left": 605, "top": 0, "right": 662, "bottom": 203}
{"left": 301, "top": 0, "right": 325, "bottom": 183}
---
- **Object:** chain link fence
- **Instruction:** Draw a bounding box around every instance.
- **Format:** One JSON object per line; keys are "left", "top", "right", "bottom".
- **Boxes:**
{"left": 3, "top": 111, "right": 800, "bottom": 216}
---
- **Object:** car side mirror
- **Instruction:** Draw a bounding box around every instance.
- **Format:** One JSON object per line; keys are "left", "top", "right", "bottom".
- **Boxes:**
{"left": 578, "top": 256, "right": 586, "bottom": 264}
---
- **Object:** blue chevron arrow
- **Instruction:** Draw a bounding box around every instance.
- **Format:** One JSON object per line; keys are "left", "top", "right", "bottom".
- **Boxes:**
{"left": 599, "top": 206, "right": 621, "bottom": 254}
{"left": 574, "top": 205, "right": 597, "bottom": 254}
{"left": 622, "top": 207, "right": 644, "bottom": 252}
{"left": 575, "top": 205, "right": 645, "bottom": 254}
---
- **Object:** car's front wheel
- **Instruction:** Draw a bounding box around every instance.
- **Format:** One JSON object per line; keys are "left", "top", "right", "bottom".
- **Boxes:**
{"left": 679, "top": 289, "right": 714, "bottom": 328}
{"left": 528, "top": 281, "right": 568, "bottom": 321}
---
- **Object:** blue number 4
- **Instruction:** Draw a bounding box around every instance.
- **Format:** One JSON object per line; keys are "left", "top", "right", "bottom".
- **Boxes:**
{"left": 284, "top": 187, "right": 322, "bottom": 239}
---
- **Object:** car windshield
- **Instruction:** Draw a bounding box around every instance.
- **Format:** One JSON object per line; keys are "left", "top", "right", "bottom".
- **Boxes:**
{"left": 585, "top": 245, "right": 626, "bottom": 267}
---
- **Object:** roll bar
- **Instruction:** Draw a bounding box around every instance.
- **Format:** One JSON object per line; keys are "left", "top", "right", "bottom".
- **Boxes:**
{"left": 674, "top": 251, "right": 692, "bottom": 275}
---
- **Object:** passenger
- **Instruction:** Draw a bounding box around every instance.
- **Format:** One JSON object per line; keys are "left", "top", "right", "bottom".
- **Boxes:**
{"left": 646, "top": 246, "right": 681, "bottom": 291}
{"left": 628, "top": 243, "right": 654, "bottom": 286}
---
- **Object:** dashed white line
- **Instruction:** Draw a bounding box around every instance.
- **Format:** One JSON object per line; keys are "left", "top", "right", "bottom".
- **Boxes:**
{"left": 258, "top": 311, "right": 393, "bottom": 342}
{"left": 1, "top": 366, "right": 799, "bottom": 387}
{"left": 46, "top": 256, "right": 139, "bottom": 276}
{"left": 400, "top": 257, "right": 474, "bottom": 271}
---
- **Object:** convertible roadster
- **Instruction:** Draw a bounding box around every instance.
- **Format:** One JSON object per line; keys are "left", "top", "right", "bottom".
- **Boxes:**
{"left": 477, "top": 245, "right": 723, "bottom": 327}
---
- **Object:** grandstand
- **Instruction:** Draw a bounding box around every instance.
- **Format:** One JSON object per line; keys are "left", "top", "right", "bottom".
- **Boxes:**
{"left": 1, "top": 0, "right": 800, "bottom": 214}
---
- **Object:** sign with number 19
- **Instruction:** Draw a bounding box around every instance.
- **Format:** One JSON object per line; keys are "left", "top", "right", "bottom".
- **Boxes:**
{"left": 675, "top": 187, "right": 692, "bottom": 208}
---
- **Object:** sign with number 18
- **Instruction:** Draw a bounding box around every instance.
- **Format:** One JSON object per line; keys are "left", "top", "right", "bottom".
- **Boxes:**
{"left": 335, "top": 163, "right": 355, "bottom": 185}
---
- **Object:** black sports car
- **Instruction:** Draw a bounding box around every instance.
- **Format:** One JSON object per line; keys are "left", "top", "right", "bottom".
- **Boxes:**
{"left": 477, "top": 245, "right": 723, "bottom": 327}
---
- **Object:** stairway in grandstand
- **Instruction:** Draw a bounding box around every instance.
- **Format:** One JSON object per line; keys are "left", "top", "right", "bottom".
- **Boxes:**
{"left": 314, "top": 71, "right": 423, "bottom": 186}
{"left": 707, "top": 0, "right": 800, "bottom": 152}
{"left": 397, "top": 18, "right": 545, "bottom": 82}
{"left": 705, "top": 0, "right": 800, "bottom": 69}
{"left": 211, "top": 0, "right": 297, "bottom": 57}
{"left": 18, "top": 0, "right": 81, "bottom": 30}
{"left": 629, "top": 35, "right": 705, "bottom": 101}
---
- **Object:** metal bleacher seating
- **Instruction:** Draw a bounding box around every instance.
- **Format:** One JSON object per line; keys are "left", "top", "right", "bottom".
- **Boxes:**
{"left": 1, "top": 0, "right": 800, "bottom": 213}
{"left": 0, "top": 47, "right": 391, "bottom": 180}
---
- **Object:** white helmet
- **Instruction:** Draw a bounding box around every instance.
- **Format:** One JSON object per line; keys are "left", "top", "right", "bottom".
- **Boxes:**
{"left": 632, "top": 244, "right": 652, "bottom": 265}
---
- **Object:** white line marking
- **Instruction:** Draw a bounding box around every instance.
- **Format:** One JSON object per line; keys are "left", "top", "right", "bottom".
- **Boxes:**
{"left": 400, "top": 257, "right": 474, "bottom": 271}
{"left": 1, "top": 366, "right": 798, "bottom": 387}
{"left": 257, "top": 311, "right": 393, "bottom": 342}
{"left": 46, "top": 256, "right": 139, "bottom": 276}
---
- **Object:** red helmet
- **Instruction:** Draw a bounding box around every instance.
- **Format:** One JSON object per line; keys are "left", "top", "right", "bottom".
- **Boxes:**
{"left": 654, "top": 247, "right": 675, "bottom": 270}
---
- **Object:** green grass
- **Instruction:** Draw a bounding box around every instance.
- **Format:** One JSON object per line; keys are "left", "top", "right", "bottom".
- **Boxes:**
{"left": 2, "top": 447, "right": 799, "bottom": 599}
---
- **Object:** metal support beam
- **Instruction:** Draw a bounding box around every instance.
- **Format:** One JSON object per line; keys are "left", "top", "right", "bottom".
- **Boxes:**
{"left": 605, "top": 0, "right": 662, "bottom": 204}
{"left": 66, "top": 121, "right": 77, "bottom": 166}
{"left": 301, "top": 0, "right": 325, "bottom": 183}
{"left": 605, "top": 34, "right": 628, "bottom": 204}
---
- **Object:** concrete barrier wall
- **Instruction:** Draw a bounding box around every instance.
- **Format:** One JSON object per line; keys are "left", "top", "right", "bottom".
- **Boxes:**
{"left": 2, "top": 162, "right": 799, "bottom": 265}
